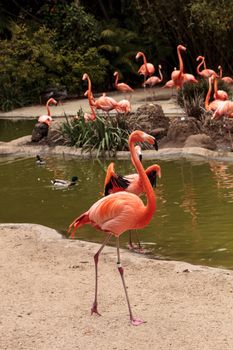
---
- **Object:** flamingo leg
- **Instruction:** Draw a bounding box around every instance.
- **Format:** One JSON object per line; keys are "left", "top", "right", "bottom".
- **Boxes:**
{"left": 116, "top": 237, "right": 146, "bottom": 326}
{"left": 128, "top": 230, "right": 143, "bottom": 253}
{"left": 92, "top": 234, "right": 111, "bottom": 316}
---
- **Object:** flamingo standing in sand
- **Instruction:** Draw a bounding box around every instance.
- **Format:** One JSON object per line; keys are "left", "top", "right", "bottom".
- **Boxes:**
{"left": 196, "top": 56, "right": 218, "bottom": 79}
{"left": 38, "top": 98, "right": 57, "bottom": 125}
{"left": 104, "top": 145, "right": 160, "bottom": 250}
{"left": 68, "top": 130, "right": 158, "bottom": 326}
{"left": 113, "top": 71, "right": 133, "bottom": 95}
{"left": 218, "top": 65, "right": 233, "bottom": 84}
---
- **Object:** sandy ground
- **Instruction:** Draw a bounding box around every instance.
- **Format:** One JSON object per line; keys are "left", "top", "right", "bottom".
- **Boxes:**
{"left": 1, "top": 223, "right": 233, "bottom": 350}
{"left": 0, "top": 87, "right": 184, "bottom": 119}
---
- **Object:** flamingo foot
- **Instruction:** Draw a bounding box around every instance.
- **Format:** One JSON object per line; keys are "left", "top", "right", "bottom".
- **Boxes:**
{"left": 128, "top": 242, "right": 144, "bottom": 254}
{"left": 131, "top": 317, "right": 146, "bottom": 326}
{"left": 91, "top": 302, "right": 101, "bottom": 316}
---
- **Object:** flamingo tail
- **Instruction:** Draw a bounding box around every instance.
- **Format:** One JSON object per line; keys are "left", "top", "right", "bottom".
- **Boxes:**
{"left": 68, "top": 212, "right": 90, "bottom": 238}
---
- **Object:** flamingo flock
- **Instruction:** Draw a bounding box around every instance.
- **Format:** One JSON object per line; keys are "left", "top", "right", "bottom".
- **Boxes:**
{"left": 65, "top": 44, "right": 233, "bottom": 327}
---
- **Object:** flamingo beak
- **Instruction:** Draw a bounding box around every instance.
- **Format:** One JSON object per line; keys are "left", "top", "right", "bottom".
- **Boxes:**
{"left": 154, "top": 139, "right": 159, "bottom": 151}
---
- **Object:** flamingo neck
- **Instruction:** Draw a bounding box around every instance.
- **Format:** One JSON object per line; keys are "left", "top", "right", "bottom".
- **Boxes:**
{"left": 177, "top": 47, "right": 184, "bottom": 76}
{"left": 219, "top": 66, "right": 222, "bottom": 79}
{"left": 46, "top": 101, "right": 51, "bottom": 116}
{"left": 214, "top": 77, "right": 218, "bottom": 97}
{"left": 114, "top": 73, "right": 119, "bottom": 87}
{"left": 141, "top": 52, "right": 149, "bottom": 76}
{"left": 205, "top": 77, "right": 212, "bottom": 110}
{"left": 129, "top": 137, "right": 156, "bottom": 215}
{"left": 158, "top": 66, "right": 163, "bottom": 82}
{"left": 197, "top": 57, "right": 204, "bottom": 74}
{"left": 87, "top": 75, "right": 92, "bottom": 94}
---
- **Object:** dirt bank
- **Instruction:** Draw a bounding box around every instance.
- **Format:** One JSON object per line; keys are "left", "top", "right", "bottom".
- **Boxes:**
{"left": 1, "top": 223, "right": 233, "bottom": 350}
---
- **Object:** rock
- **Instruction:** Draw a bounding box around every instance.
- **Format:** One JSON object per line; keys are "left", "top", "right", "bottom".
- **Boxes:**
{"left": 133, "top": 103, "right": 169, "bottom": 134}
{"left": 166, "top": 117, "right": 202, "bottom": 145}
{"left": 31, "top": 122, "right": 49, "bottom": 142}
{"left": 184, "top": 134, "right": 217, "bottom": 150}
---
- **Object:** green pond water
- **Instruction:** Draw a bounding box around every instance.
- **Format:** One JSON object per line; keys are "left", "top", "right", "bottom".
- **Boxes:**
{"left": 0, "top": 155, "right": 233, "bottom": 269}
{"left": 0, "top": 119, "right": 35, "bottom": 142}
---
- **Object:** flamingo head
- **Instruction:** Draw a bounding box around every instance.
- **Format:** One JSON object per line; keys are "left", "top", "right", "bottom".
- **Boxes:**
{"left": 135, "top": 52, "right": 143, "bottom": 60}
{"left": 196, "top": 55, "right": 204, "bottom": 62}
{"left": 158, "top": 65, "right": 162, "bottom": 69}
{"left": 177, "top": 45, "right": 186, "bottom": 52}
{"left": 82, "top": 73, "right": 88, "bottom": 81}
{"left": 218, "top": 65, "right": 222, "bottom": 70}
{"left": 129, "top": 130, "right": 156, "bottom": 147}
{"left": 84, "top": 90, "right": 88, "bottom": 96}
{"left": 47, "top": 98, "right": 57, "bottom": 106}
{"left": 113, "top": 71, "right": 118, "bottom": 77}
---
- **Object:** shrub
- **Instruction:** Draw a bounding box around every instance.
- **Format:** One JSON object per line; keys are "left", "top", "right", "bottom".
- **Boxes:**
{"left": 59, "top": 109, "right": 129, "bottom": 157}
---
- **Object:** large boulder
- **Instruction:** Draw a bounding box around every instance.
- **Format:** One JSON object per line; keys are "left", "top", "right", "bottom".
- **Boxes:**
{"left": 31, "top": 122, "right": 49, "bottom": 142}
{"left": 131, "top": 103, "right": 169, "bottom": 134}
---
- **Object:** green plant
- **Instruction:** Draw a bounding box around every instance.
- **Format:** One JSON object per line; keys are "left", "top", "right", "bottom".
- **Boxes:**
{"left": 59, "top": 109, "right": 129, "bottom": 157}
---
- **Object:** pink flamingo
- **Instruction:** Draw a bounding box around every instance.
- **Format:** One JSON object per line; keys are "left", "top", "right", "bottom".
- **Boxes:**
{"left": 68, "top": 130, "right": 158, "bottom": 326}
{"left": 94, "top": 93, "right": 118, "bottom": 113}
{"left": 144, "top": 65, "right": 163, "bottom": 87}
{"left": 82, "top": 73, "right": 95, "bottom": 106}
{"left": 104, "top": 146, "right": 160, "bottom": 251}
{"left": 218, "top": 65, "right": 233, "bottom": 84}
{"left": 113, "top": 71, "right": 133, "bottom": 93}
{"left": 205, "top": 76, "right": 225, "bottom": 112}
{"left": 38, "top": 98, "right": 57, "bottom": 125}
{"left": 136, "top": 51, "right": 155, "bottom": 83}
{"left": 182, "top": 73, "right": 198, "bottom": 84}
{"left": 83, "top": 91, "right": 97, "bottom": 121}
{"left": 115, "top": 99, "right": 131, "bottom": 114}
{"left": 212, "top": 100, "right": 233, "bottom": 119}
{"left": 171, "top": 45, "right": 187, "bottom": 89}
{"left": 196, "top": 56, "right": 218, "bottom": 79}
{"left": 213, "top": 76, "right": 228, "bottom": 101}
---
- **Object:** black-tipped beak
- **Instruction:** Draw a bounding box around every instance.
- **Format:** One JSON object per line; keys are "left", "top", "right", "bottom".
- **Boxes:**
{"left": 139, "top": 154, "right": 142, "bottom": 162}
{"left": 154, "top": 139, "right": 159, "bottom": 151}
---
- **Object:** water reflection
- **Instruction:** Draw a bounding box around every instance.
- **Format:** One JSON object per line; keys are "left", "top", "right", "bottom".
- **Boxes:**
{"left": 0, "top": 156, "right": 233, "bottom": 269}
{"left": 209, "top": 161, "right": 233, "bottom": 201}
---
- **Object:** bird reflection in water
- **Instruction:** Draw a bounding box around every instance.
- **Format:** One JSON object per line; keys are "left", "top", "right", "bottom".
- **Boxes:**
{"left": 209, "top": 161, "right": 233, "bottom": 201}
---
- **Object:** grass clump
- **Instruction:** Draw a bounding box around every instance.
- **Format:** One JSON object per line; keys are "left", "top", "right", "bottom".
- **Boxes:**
{"left": 59, "top": 109, "right": 129, "bottom": 157}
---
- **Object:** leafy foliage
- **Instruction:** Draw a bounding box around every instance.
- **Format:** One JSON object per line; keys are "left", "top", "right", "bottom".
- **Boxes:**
{"left": 0, "top": 25, "right": 108, "bottom": 111}
{"left": 59, "top": 109, "right": 129, "bottom": 157}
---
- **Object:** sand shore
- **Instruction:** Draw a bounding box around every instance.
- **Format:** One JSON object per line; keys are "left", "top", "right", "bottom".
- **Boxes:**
{"left": 1, "top": 223, "right": 233, "bottom": 350}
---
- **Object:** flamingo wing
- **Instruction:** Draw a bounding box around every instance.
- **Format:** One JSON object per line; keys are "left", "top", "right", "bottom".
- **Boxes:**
{"left": 104, "top": 162, "right": 130, "bottom": 196}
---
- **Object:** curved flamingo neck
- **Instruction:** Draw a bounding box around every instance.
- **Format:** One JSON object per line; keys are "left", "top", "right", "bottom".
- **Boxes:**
{"left": 197, "top": 57, "right": 204, "bottom": 74}
{"left": 129, "top": 136, "right": 156, "bottom": 214}
{"left": 158, "top": 66, "right": 163, "bottom": 82}
{"left": 46, "top": 100, "right": 52, "bottom": 116}
{"left": 214, "top": 77, "right": 218, "bottom": 97}
{"left": 205, "top": 77, "right": 212, "bottom": 110}
{"left": 140, "top": 52, "right": 149, "bottom": 75}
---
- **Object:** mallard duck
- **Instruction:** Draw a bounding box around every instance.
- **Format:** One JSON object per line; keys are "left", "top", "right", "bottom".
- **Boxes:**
{"left": 36, "top": 155, "right": 45, "bottom": 165}
{"left": 51, "top": 176, "right": 78, "bottom": 188}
